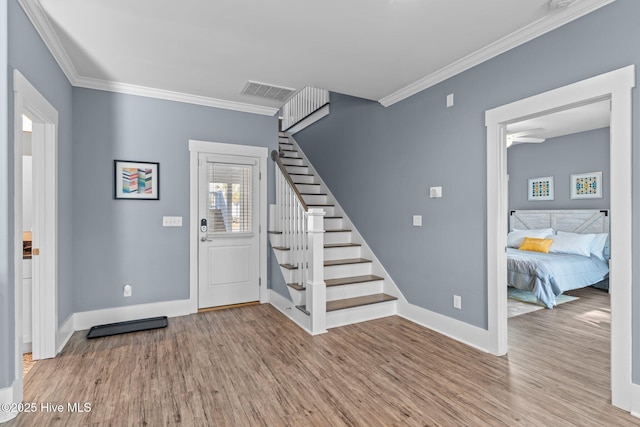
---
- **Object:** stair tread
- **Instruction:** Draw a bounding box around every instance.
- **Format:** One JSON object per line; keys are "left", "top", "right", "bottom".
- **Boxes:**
{"left": 325, "top": 274, "right": 384, "bottom": 287}
{"left": 268, "top": 231, "right": 283, "bottom": 234}
{"left": 324, "top": 243, "right": 361, "bottom": 248}
{"left": 324, "top": 216, "right": 343, "bottom": 219}
{"left": 301, "top": 192, "right": 327, "bottom": 196}
{"left": 287, "top": 283, "right": 304, "bottom": 291}
{"left": 289, "top": 173, "right": 314, "bottom": 177}
{"left": 280, "top": 263, "right": 298, "bottom": 270}
{"left": 308, "top": 204, "right": 334, "bottom": 207}
{"left": 325, "top": 229, "right": 351, "bottom": 233}
{"left": 327, "top": 293, "right": 397, "bottom": 312}
{"left": 297, "top": 293, "right": 397, "bottom": 314}
{"left": 324, "top": 258, "right": 371, "bottom": 267}
{"left": 272, "top": 246, "right": 289, "bottom": 251}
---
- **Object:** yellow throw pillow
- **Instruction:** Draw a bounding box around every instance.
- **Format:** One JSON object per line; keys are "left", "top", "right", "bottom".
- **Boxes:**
{"left": 519, "top": 237, "right": 553, "bottom": 253}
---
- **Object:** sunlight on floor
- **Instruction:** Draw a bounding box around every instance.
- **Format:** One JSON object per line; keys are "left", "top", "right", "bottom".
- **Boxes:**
{"left": 575, "top": 309, "right": 611, "bottom": 327}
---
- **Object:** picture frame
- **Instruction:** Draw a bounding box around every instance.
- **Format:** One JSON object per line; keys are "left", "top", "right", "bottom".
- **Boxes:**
{"left": 528, "top": 176, "right": 554, "bottom": 201}
{"left": 114, "top": 160, "right": 159, "bottom": 200}
{"left": 571, "top": 171, "right": 602, "bottom": 199}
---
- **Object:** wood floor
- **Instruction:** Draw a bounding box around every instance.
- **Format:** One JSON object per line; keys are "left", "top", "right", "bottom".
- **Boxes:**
{"left": 7, "top": 287, "right": 638, "bottom": 426}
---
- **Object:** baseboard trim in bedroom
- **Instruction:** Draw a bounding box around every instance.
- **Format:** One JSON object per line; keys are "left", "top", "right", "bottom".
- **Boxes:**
{"left": 630, "top": 383, "right": 640, "bottom": 419}
{"left": 397, "top": 301, "right": 489, "bottom": 353}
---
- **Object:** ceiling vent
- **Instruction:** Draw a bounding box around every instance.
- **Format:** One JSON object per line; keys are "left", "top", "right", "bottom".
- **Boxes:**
{"left": 241, "top": 81, "right": 296, "bottom": 102}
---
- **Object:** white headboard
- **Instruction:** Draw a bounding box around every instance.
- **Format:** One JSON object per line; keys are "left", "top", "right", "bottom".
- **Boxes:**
{"left": 510, "top": 209, "right": 610, "bottom": 257}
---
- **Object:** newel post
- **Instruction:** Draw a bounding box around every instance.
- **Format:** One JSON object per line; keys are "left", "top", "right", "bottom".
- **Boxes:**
{"left": 306, "top": 208, "right": 326, "bottom": 334}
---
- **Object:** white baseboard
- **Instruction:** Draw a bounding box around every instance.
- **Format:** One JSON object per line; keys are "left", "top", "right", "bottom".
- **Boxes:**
{"left": 73, "top": 299, "right": 193, "bottom": 332}
{"left": 631, "top": 382, "right": 640, "bottom": 419}
{"left": 57, "top": 314, "right": 75, "bottom": 354}
{"left": 0, "top": 379, "right": 20, "bottom": 423}
{"left": 398, "top": 300, "right": 489, "bottom": 353}
{"left": 268, "top": 289, "right": 312, "bottom": 334}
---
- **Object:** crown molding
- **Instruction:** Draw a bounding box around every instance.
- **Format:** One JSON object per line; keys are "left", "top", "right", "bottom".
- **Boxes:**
{"left": 74, "top": 76, "right": 279, "bottom": 116}
{"left": 378, "top": 0, "right": 616, "bottom": 107}
{"left": 18, "top": 0, "right": 80, "bottom": 83}
{"left": 17, "top": 0, "right": 278, "bottom": 116}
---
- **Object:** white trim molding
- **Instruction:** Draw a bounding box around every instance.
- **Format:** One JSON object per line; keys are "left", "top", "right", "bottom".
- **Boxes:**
{"left": 188, "top": 140, "right": 269, "bottom": 313}
{"left": 397, "top": 301, "right": 489, "bottom": 353}
{"left": 268, "top": 289, "right": 312, "bottom": 334}
{"left": 379, "top": 0, "right": 616, "bottom": 107}
{"left": 17, "top": 0, "right": 277, "bottom": 117}
{"left": 485, "top": 65, "right": 635, "bottom": 412}
{"left": 0, "top": 380, "right": 21, "bottom": 423}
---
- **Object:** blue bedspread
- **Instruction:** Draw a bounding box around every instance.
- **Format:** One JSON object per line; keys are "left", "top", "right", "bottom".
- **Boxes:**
{"left": 507, "top": 248, "right": 609, "bottom": 308}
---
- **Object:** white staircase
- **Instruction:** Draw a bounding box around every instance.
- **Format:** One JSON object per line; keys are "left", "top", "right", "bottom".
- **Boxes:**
{"left": 269, "top": 133, "right": 400, "bottom": 333}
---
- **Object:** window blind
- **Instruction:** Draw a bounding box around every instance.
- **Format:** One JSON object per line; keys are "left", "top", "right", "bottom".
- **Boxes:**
{"left": 207, "top": 163, "right": 252, "bottom": 234}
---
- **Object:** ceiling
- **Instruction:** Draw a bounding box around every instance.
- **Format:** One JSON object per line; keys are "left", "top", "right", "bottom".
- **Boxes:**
{"left": 507, "top": 99, "right": 611, "bottom": 141}
{"left": 21, "top": 0, "right": 614, "bottom": 115}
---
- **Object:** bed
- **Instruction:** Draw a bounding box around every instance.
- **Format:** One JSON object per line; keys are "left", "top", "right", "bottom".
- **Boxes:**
{"left": 507, "top": 210, "right": 609, "bottom": 308}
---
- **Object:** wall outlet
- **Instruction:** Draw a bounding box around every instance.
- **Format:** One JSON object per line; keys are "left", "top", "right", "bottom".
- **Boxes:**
{"left": 453, "top": 295, "right": 462, "bottom": 309}
{"left": 163, "top": 216, "right": 182, "bottom": 227}
{"left": 430, "top": 186, "right": 442, "bottom": 198}
{"left": 123, "top": 283, "right": 132, "bottom": 297}
{"left": 412, "top": 215, "right": 422, "bottom": 227}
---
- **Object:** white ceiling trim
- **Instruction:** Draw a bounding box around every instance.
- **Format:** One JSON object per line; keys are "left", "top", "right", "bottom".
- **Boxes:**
{"left": 17, "top": 0, "right": 277, "bottom": 117}
{"left": 378, "top": 0, "right": 616, "bottom": 108}
{"left": 75, "top": 75, "right": 279, "bottom": 116}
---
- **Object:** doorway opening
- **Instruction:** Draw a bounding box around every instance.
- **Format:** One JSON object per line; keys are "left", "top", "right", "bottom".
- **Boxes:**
{"left": 485, "top": 65, "right": 634, "bottom": 411}
{"left": 13, "top": 70, "right": 60, "bottom": 398}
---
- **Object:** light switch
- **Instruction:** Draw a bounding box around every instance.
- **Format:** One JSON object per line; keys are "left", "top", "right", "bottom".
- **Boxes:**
{"left": 163, "top": 216, "right": 183, "bottom": 227}
{"left": 430, "top": 186, "right": 443, "bottom": 198}
{"left": 413, "top": 215, "right": 422, "bottom": 227}
{"left": 446, "top": 93, "right": 454, "bottom": 108}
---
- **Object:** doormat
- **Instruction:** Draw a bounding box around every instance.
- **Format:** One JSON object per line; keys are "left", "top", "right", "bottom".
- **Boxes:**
{"left": 87, "top": 316, "right": 168, "bottom": 339}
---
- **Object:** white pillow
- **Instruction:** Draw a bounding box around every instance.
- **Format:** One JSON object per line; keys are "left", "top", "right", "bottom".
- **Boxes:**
{"left": 507, "top": 228, "right": 554, "bottom": 248}
{"left": 556, "top": 230, "right": 608, "bottom": 260}
{"left": 550, "top": 232, "right": 596, "bottom": 257}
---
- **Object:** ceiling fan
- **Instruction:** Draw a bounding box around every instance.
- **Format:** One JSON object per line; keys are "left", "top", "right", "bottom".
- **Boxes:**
{"left": 506, "top": 128, "right": 546, "bottom": 147}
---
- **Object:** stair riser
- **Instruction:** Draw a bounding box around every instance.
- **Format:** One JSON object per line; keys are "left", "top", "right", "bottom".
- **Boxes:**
{"left": 290, "top": 175, "right": 316, "bottom": 184}
{"left": 280, "top": 268, "right": 301, "bottom": 283}
{"left": 326, "top": 281, "right": 383, "bottom": 302}
{"left": 309, "top": 205, "right": 335, "bottom": 216}
{"left": 324, "top": 245, "right": 361, "bottom": 260}
{"left": 323, "top": 231, "right": 351, "bottom": 244}
{"left": 279, "top": 147, "right": 299, "bottom": 155}
{"left": 324, "top": 263, "right": 372, "bottom": 280}
{"left": 323, "top": 217, "right": 343, "bottom": 229}
{"left": 285, "top": 165, "right": 309, "bottom": 175}
{"left": 302, "top": 194, "right": 328, "bottom": 205}
{"left": 287, "top": 287, "right": 305, "bottom": 306}
{"left": 326, "top": 300, "right": 397, "bottom": 329}
{"left": 296, "top": 184, "right": 322, "bottom": 194}
{"left": 281, "top": 158, "right": 305, "bottom": 166}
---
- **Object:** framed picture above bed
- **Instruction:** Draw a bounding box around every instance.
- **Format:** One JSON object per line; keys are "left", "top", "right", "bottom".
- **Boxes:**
{"left": 527, "top": 176, "right": 554, "bottom": 201}
{"left": 570, "top": 171, "right": 602, "bottom": 199}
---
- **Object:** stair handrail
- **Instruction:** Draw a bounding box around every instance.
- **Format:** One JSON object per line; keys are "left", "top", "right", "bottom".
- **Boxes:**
{"left": 281, "top": 87, "right": 329, "bottom": 132}
{"left": 271, "top": 150, "right": 308, "bottom": 211}
{"left": 271, "top": 147, "right": 326, "bottom": 334}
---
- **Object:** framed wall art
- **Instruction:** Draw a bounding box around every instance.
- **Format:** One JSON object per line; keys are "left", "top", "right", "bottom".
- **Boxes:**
{"left": 571, "top": 171, "right": 602, "bottom": 199}
{"left": 528, "top": 176, "right": 554, "bottom": 201}
{"left": 114, "top": 160, "right": 159, "bottom": 200}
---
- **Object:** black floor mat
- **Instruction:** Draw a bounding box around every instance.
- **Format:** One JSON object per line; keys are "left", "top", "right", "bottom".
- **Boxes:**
{"left": 86, "top": 316, "right": 168, "bottom": 339}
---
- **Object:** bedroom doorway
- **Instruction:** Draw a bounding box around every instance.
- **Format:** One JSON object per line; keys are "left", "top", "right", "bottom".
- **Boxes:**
{"left": 485, "top": 65, "right": 634, "bottom": 412}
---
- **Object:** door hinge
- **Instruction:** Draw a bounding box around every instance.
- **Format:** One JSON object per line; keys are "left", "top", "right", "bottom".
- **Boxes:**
{"left": 259, "top": 224, "right": 261, "bottom": 233}
{"left": 259, "top": 278, "right": 262, "bottom": 287}
{"left": 198, "top": 158, "right": 202, "bottom": 166}
{"left": 259, "top": 171, "right": 262, "bottom": 180}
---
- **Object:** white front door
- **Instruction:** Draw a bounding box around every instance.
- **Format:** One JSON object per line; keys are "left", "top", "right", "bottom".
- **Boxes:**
{"left": 198, "top": 153, "right": 260, "bottom": 308}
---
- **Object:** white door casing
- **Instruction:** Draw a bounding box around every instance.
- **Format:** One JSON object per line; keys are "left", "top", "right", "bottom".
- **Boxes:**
{"left": 198, "top": 154, "right": 260, "bottom": 308}
{"left": 189, "top": 140, "right": 268, "bottom": 313}
{"left": 485, "top": 65, "right": 634, "bottom": 411}
{"left": 11, "top": 70, "right": 59, "bottom": 409}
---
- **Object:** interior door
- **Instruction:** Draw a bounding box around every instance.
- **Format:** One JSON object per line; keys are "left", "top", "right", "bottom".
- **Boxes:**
{"left": 198, "top": 154, "right": 260, "bottom": 308}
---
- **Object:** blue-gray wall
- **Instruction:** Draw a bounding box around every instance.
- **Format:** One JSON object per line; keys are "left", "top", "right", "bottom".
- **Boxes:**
{"left": 3, "top": 0, "right": 74, "bottom": 388}
{"left": 72, "top": 88, "right": 277, "bottom": 311}
{"left": 295, "top": 0, "right": 640, "bottom": 381}
{"left": 508, "top": 128, "right": 610, "bottom": 210}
